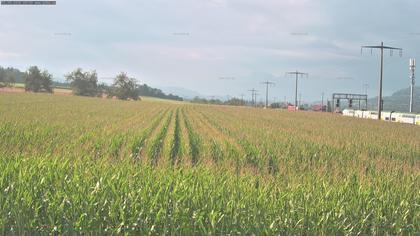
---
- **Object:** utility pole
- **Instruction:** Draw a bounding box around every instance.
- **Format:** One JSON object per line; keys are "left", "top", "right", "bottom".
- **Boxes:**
{"left": 298, "top": 93, "right": 302, "bottom": 107}
{"left": 239, "top": 93, "right": 245, "bottom": 105}
{"left": 409, "top": 58, "right": 416, "bottom": 113}
{"left": 261, "top": 81, "right": 275, "bottom": 108}
{"left": 362, "top": 83, "right": 369, "bottom": 110}
{"left": 286, "top": 71, "right": 308, "bottom": 110}
{"left": 248, "top": 89, "right": 258, "bottom": 107}
{"left": 321, "top": 92, "right": 324, "bottom": 112}
{"left": 361, "top": 42, "right": 402, "bottom": 120}
{"left": 255, "top": 93, "right": 260, "bottom": 107}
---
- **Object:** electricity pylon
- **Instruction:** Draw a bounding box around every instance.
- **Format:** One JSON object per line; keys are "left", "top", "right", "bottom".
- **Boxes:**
{"left": 286, "top": 71, "right": 308, "bottom": 110}
{"left": 361, "top": 42, "right": 402, "bottom": 120}
{"left": 248, "top": 89, "right": 258, "bottom": 107}
{"left": 261, "top": 81, "right": 275, "bottom": 108}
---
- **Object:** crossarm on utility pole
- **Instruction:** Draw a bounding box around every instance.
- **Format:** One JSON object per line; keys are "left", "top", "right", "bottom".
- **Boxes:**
{"left": 285, "top": 71, "right": 308, "bottom": 110}
{"left": 361, "top": 42, "right": 402, "bottom": 120}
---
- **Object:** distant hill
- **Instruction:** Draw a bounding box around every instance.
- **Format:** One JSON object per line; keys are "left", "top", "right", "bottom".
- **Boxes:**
{"left": 368, "top": 86, "right": 420, "bottom": 113}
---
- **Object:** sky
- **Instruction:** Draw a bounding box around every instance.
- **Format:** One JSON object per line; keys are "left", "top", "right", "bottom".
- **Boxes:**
{"left": 1, "top": 0, "right": 420, "bottom": 102}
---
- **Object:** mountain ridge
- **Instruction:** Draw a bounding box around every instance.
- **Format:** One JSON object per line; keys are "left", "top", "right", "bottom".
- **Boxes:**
{"left": 368, "top": 86, "right": 420, "bottom": 113}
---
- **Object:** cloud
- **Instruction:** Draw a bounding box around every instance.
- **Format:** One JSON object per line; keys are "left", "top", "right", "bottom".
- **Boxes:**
{"left": 0, "top": 0, "right": 418, "bottom": 100}
{"left": 0, "top": 50, "right": 20, "bottom": 59}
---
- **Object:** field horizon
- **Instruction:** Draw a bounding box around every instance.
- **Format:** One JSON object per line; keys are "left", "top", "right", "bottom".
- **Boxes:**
{"left": 0, "top": 92, "right": 419, "bottom": 234}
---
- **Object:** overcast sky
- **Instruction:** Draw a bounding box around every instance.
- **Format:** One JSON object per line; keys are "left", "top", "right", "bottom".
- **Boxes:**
{"left": 1, "top": 0, "right": 419, "bottom": 102}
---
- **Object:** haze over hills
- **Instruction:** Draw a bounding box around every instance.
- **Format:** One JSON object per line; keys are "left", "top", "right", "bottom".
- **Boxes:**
{"left": 368, "top": 86, "right": 420, "bottom": 113}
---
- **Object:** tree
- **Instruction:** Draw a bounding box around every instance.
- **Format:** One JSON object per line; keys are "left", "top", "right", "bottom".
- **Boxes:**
{"left": 65, "top": 68, "right": 100, "bottom": 96}
{"left": 108, "top": 72, "right": 139, "bottom": 100}
{"left": 0, "top": 66, "right": 16, "bottom": 87}
{"left": 0, "top": 67, "right": 5, "bottom": 87}
{"left": 225, "top": 98, "right": 246, "bottom": 106}
{"left": 136, "top": 84, "right": 183, "bottom": 101}
{"left": 24, "top": 66, "right": 53, "bottom": 93}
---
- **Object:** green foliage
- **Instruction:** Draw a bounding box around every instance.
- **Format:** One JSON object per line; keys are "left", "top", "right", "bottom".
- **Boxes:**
{"left": 170, "top": 109, "right": 181, "bottom": 166}
{"left": 108, "top": 72, "right": 139, "bottom": 100}
{"left": 191, "top": 96, "right": 223, "bottom": 105}
{"left": 130, "top": 110, "right": 168, "bottom": 161}
{"left": 137, "top": 84, "right": 183, "bottom": 101}
{"left": 0, "top": 93, "right": 419, "bottom": 234}
{"left": 368, "top": 86, "right": 420, "bottom": 113}
{"left": 225, "top": 97, "right": 246, "bottom": 106}
{"left": 24, "top": 66, "right": 53, "bottom": 93}
{"left": 148, "top": 111, "right": 173, "bottom": 166}
{"left": 0, "top": 155, "right": 418, "bottom": 235}
{"left": 190, "top": 97, "right": 246, "bottom": 106}
{"left": 210, "top": 139, "right": 223, "bottom": 164}
{"left": 183, "top": 111, "right": 201, "bottom": 166}
{"left": 0, "top": 65, "right": 184, "bottom": 101}
{"left": 65, "top": 68, "right": 100, "bottom": 97}
{"left": 0, "top": 66, "right": 16, "bottom": 87}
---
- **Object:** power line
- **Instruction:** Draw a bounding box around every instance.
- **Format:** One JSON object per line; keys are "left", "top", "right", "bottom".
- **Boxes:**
{"left": 260, "top": 81, "right": 275, "bottom": 108}
{"left": 248, "top": 89, "right": 258, "bottom": 107}
{"left": 361, "top": 83, "right": 369, "bottom": 109}
{"left": 255, "top": 92, "right": 260, "bottom": 107}
{"left": 298, "top": 93, "right": 302, "bottom": 107}
{"left": 239, "top": 93, "right": 245, "bottom": 100}
{"left": 361, "top": 42, "right": 402, "bottom": 120}
{"left": 286, "top": 71, "right": 308, "bottom": 110}
{"left": 362, "top": 83, "right": 369, "bottom": 95}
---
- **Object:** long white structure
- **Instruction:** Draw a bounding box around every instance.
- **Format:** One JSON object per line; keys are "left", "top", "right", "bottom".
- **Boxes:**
{"left": 342, "top": 109, "right": 420, "bottom": 126}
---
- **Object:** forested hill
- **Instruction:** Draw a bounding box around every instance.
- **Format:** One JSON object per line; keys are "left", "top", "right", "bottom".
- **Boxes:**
{"left": 368, "top": 86, "right": 420, "bottom": 113}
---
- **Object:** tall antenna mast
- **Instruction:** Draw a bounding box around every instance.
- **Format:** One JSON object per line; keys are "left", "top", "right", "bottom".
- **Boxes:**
{"left": 409, "top": 58, "right": 416, "bottom": 113}
{"left": 260, "top": 81, "right": 275, "bottom": 108}
{"left": 286, "top": 71, "right": 308, "bottom": 110}
{"left": 361, "top": 42, "right": 402, "bottom": 120}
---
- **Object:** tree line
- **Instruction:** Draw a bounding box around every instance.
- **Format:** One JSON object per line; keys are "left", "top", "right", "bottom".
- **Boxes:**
{"left": 191, "top": 97, "right": 246, "bottom": 106}
{"left": 0, "top": 66, "right": 183, "bottom": 101}
{"left": 0, "top": 67, "right": 22, "bottom": 87}
{"left": 190, "top": 96, "right": 312, "bottom": 110}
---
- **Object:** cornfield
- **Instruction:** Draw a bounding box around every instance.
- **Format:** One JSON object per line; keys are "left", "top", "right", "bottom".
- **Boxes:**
{"left": 0, "top": 93, "right": 419, "bottom": 235}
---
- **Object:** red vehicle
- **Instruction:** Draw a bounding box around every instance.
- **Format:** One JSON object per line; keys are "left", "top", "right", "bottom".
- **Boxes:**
{"left": 312, "top": 104, "right": 322, "bottom": 111}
